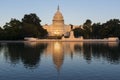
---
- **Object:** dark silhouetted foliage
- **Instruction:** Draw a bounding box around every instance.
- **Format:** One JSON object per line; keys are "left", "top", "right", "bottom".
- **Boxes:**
{"left": 0, "top": 13, "right": 48, "bottom": 40}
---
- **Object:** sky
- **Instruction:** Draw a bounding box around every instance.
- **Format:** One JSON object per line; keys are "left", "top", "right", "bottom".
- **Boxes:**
{"left": 0, "top": 0, "right": 120, "bottom": 27}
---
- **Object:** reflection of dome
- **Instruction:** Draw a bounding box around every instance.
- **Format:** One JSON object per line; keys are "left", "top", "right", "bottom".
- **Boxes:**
{"left": 53, "top": 42, "right": 64, "bottom": 71}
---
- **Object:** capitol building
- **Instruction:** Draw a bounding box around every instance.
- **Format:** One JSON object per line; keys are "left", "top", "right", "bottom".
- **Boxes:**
{"left": 43, "top": 6, "right": 79, "bottom": 37}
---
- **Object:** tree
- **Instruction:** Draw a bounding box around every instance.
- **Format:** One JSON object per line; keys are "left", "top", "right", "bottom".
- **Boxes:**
{"left": 3, "top": 19, "right": 22, "bottom": 40}
{"left": 22, "top": 13, "right": 41, "bottom": 26}
{"left": 84, "top": 19, "right": 92, "bottom": 27}
{"left": 0, "top": 27, "right": 4, "bottom": 40}
{"left": 92, "top": 23, "right": 102, "bottom": 39}
{"left": 22, "top": 13, "right": 48, "bottom": 38}
{"left": 83, "top": 19, "right": 92, "bottom": 39}
{"left": 100, "top": 19, "right": 120, "bottom": 38}
{"left": 73, "top": 27, "right": 84, "bottom": 38}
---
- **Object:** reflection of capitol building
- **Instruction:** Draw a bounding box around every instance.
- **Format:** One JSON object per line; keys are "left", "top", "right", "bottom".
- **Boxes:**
{"left": 23, "top": 41, "right": 119, "bottom": 70}
{"left": 53, "top": 42, "right": 64, "bottom": 70}
{"left": 43, "top": 6, "right": 79, "bottom": 37}
{"left": 44, "top": 42, "right": 64, "bottom": 71}
{"left": 44, "top": 42, "right": 84, "bottom": 71}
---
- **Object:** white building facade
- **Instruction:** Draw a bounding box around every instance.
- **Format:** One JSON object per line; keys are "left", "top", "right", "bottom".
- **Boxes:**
{"left": 43, "top": 6, "right": 79, "bottom": 37}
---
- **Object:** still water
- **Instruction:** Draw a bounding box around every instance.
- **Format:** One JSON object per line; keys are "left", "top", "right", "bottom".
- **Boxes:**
{"left": 0, "top": 42, "right": 120, "bottom": 80}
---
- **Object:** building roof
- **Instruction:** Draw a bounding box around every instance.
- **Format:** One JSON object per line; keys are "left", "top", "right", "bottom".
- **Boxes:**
{"left": 53, "top": 6, "right": 64, "bottom": 21}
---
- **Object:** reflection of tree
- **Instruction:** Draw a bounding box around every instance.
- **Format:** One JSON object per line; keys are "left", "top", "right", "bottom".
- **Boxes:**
{"left": 0, "top": 43, "right": 3, "bottom": 55}
{"left": 74, "top": 43, "right": 92, "bottom": 63}
{"left": 83, "top": 44, "right": 92, "bottom": 64}
{"left": 1, "top": 41, "right": 120, "bottom": 71}
{"left": 74, "top": 44, "right": 82, "bottom": 52}
{"left": 74, "top": 43, "right": 120, "bottom": 64}
{"left": 4, "top": 43, "right": 47, "bottom": 69}
{"left": 0, "top": 43, "right": 2, "bottom": 53}
{"left": 91, "top": 43, "right": 120, "bottom": 64}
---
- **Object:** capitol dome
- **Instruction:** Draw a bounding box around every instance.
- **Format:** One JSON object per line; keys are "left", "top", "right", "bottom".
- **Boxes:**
{"left": 53, "top": 6, "right": 64, "bottom": 21}
{"left": 43, "top": 5, "right": 78, "bottom": 37}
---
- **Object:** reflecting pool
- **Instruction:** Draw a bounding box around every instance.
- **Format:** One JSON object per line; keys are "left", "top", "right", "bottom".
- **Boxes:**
{"left": 0, "top": 42, "right": 120, "bottom": 80}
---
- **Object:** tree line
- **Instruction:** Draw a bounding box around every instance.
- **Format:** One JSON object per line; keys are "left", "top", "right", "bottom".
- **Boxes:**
{"left": 0, "top": 13, "right": 48, "bottom": 40}
{"left": 73, "top": 19, "right": 120, "bottom": 39}
{"left": 0, "top": 13, "right": 120, "bottom": 40}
